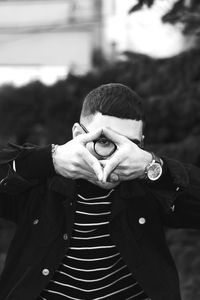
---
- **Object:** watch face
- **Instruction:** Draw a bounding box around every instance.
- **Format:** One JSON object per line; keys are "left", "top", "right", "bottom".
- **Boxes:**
{"left": 147, "top": 162, "right": 162, "bottom": 181}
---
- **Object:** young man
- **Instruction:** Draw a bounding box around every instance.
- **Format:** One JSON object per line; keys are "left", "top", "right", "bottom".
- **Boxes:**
{"left": 0, "top": 83, "right": 199, "bottom": 300}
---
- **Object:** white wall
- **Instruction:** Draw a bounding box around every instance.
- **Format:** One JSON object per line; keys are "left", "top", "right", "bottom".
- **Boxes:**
{"left": 0, "top": 0, "right": 71, "bottom": 27}
{"left": 0, "top": 0, "right": 100, "bottom": 71}
{"left": 0, "top": 31, "right": 92, "bottom": 69}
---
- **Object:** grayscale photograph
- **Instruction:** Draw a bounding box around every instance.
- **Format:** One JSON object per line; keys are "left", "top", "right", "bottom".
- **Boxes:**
{"left": 0, "top": 1, "right": 199, "bottom": 300}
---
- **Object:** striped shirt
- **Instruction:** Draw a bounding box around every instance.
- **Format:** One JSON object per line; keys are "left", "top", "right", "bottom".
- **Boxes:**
{"left": 38, "top": 181, "right": 150, "bottom": 300}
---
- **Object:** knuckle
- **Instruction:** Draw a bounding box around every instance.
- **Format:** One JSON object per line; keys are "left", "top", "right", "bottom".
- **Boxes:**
{"left": 73, "top": 161, "right": 79, "bottom": 168}
{"left": 123, "top": 169, "right": 129, "bottom": 175}
{"left": 70, "top": 165, "right": 76, "bottom": 173}
{"left": 76, "top": 150, "right": 82, "bottom": 158}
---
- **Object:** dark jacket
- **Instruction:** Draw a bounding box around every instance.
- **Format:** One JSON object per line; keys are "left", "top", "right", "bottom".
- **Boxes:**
{"left": 0, "top": 144, "right": 200, "bottom": 300}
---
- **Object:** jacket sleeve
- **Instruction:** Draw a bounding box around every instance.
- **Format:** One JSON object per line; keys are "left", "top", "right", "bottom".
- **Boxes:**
{"left": 145, "top": 157, "right": 200, "bottom": 229}
{"left": 0, "top": 143, "right": 56, "bottom": 222}
{"left": 0, "top": 143, "right": 56, "bottom": 195}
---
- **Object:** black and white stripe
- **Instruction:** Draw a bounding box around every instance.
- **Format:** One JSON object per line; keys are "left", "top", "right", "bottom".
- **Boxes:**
{"left": 38, "top": 185, "right": 149, "bottom": 300}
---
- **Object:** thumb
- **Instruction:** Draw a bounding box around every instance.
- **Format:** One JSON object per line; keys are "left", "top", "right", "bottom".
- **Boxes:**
{"left": 83, "top": 148, "right": 103, "bottom": 181}
{"left": 109, "top": 173, "right": 119, "bottom": 183}
{"left": 99, "top": 160, "right": 119, "bottom": 182}
{"left": 103, "top": 155, "right": 121, "bottom": 182}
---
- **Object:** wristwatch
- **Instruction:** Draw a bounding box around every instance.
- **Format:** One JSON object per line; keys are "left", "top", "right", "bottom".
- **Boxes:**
{"left": 145, "top": 152, "right": 163, "bottom": 181}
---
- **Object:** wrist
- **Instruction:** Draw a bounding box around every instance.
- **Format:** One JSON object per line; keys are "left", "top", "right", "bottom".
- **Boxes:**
{"left": 51, "top": 144, "right": 59, "bottom": 174}
{"left": 144, "top": 152, "right": 163, "bottom": 181}
{"left": 16, "top": 144, "right": 56, "bottom": 179}
{"left": 139, "top": 151, "right": 153, "bottom": 179}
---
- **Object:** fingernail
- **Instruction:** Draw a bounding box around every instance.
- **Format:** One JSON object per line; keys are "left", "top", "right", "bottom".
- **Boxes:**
{"left": 110, "top": 174, "right": 118, "bottom": 182}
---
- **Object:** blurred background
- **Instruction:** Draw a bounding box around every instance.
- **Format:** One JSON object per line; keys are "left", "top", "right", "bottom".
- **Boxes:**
{"left": 0, "top": 0, "right": 199, "bottom": 299}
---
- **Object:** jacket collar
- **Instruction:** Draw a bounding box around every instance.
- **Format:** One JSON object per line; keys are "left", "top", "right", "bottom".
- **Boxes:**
{"left": 48, "top": 175, "right": 76, "bottom": 200}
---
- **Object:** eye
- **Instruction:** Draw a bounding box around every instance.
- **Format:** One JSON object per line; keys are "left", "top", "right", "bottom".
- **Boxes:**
{"left": 98, "top": 138, "right": 112, "bottom": 146}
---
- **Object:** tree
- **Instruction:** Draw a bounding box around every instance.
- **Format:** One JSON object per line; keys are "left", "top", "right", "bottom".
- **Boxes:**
{"left": 129, "top": 0, "right": 200, "bottom": 44}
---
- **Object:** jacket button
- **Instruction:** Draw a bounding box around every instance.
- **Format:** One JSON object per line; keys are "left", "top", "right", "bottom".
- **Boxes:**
{"left": 33, "top": 219, "right": 39, "bottom": 225}
{"left": 171, "top": 205, "right": 175, "bottom": 212}
{"left": 139, "top": 217, "right": 146, "bottom": 225}
{"left": 0, "top": 179, "right": 7, "bottom": 186}
{"left": 42, "top": 268, "right": 49, "bottom": 276}
{"left": 63, "top": 233, "right": 68, "bottom": 240}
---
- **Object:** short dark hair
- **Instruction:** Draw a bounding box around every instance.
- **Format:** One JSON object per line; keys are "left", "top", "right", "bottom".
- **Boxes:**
{"left": 80, "top": 83, "right": 145, "bottom": 122}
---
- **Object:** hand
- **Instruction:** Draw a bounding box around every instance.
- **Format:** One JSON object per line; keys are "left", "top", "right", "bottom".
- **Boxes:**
{"left": 101, "top": 128, "right": 152, "bottom": 183}
{"left": 53, "top": 129, "right": 104, "bottom": 181}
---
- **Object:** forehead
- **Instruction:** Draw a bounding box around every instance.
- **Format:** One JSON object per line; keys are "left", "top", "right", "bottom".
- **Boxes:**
{"left": 83, "top": 112, "right": 143, "bottom": 140}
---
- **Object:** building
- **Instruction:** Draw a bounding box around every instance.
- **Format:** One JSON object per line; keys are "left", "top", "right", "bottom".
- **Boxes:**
{"left": 0, "top": 0, "right": 103, "bottom": 73}
{"left": 0, "top": 0, "right": 191, "bottom": 85}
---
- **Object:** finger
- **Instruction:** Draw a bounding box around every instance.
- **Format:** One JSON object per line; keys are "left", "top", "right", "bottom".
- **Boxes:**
{"left": 99, "top": 160, "right": 108, "bottom": 168}
{"left": 77, "top": 169, "right": 99, "bottom": 181}
{"left": 103, "top": 154, "right": 121, "bottom": 182}
{"left": 82, "top": 149, "right": 103, "bottom": 181}
{"left": 77, "top": 163, "right": 103, "bottom": 180}
{"left": 99, "top": 160, "right": 119, "bottom": 182}
{"left": 102, "top": 127, "right": 126, "bottom": 145}
{"left": 79, "top": 128, "right": 103, "bottom": 145}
